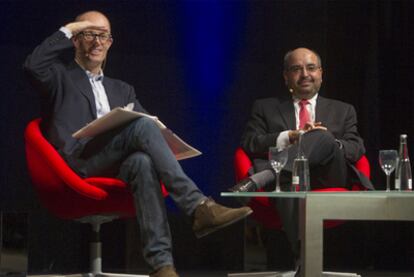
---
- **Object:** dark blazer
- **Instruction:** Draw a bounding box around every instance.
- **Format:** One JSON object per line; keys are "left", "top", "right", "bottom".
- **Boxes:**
{"left": 24, "top": 30, "right": 147, "bottom": 159}
{"left": 240, "top": 97, "right": 373, "bottom": 189}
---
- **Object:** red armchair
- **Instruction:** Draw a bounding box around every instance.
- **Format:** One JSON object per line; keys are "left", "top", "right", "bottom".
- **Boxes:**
{"left": 234, "top": 147, "right": 370, "bottom": 230}
{"left": 25, "top": 118, "right": 168, "bottom": 276}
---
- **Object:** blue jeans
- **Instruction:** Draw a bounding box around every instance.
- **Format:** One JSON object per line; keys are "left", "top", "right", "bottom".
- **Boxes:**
{"left": 73, "top": 117, "right": 206, "bottom": 270}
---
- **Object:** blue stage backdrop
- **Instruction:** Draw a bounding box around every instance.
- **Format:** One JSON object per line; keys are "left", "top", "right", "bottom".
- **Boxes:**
{"left": 165, "top": 1, "right": 249, "bottom": 200}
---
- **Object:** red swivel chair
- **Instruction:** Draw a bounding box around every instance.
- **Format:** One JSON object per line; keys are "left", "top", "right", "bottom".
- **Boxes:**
{"left": 24, "top": 118, "right": 168, "bottom": 277}
{"left": 234, "top": 147, "right": 371, "bottom": 230}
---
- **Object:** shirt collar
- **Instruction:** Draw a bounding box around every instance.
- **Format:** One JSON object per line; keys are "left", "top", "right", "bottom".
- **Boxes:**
{"left": 85, "top": 70, "right": 104, "bottom": 82}
{"left": 74, "top": 59, "right": 104, "bottom": 81}
{"left": 293, "top": 93, "right": 318, "bottom": 106}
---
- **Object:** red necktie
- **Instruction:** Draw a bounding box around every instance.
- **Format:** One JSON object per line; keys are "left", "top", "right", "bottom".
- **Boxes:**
{"left": 299, "top": 99, "right": 310, "bottom": 129}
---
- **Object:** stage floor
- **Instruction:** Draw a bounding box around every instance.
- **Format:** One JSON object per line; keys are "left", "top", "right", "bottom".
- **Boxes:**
{"left": 27, "top": 270, "right": 414, "bottom": 277}
{"left": 178, "top": 271, "right": 414, "bottom": 277}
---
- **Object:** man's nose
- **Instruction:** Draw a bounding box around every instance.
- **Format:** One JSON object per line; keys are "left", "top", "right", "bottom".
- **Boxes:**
{"left": 90, "top": 34, "right": 102, "bottom": 43}
{"left": 92, "top": 37, "right": 103, "bottom": 46}
{"left": 300, "top": 67, "right": 309, "bottom": 77}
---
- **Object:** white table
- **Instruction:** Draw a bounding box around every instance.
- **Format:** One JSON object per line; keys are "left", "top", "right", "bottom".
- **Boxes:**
{"left": 221, "top": 191, "right": 414, "bottom": 277}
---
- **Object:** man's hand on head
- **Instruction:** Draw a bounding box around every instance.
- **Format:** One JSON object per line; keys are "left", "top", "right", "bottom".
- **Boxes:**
{"left": 64, "top": 21, "right": 109, "bottom": 36}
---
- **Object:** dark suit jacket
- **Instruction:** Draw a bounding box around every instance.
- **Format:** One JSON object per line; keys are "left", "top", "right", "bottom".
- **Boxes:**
{"left": 240, "top": 97, "right": 373, "bottom": 189}
{"left": 24, "top": 30, "right": 147, "bottom": 159}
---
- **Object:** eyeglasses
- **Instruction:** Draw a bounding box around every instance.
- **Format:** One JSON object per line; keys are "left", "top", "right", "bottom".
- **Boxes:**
{"left": 287, "top": 64, "right": 321, "bottom": 74}
{"left": 79, "top": 32, "right": 113, "bottom": 43}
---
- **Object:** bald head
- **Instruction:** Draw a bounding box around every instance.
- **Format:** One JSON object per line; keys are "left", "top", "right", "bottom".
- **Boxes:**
{"left": 75, "top": 11, "right": 111, "bottom": 32}
{"left": 283, "top": 48, "right": 321, "bottom": 71}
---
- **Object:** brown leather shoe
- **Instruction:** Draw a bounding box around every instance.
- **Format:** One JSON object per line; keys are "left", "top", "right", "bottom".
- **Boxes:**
{"left": 193, "top": 198, "right": 253, "bottom": 238}
{"left": 150, "top": 265, "right": 179, "bottom": 277}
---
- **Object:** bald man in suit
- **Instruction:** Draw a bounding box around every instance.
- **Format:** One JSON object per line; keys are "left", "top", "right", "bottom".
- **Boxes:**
{"left": 231, "top": 47, "right": 372, "bottom": 193}
{"left": 230, "top": 48, "right": 373, "bottom": 270}
{"left": 24, "top": 11, "right": 252, "bottom": 277}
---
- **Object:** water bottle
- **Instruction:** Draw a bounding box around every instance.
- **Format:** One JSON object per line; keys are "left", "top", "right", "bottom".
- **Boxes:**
{"left": 292, "top": 131, "right": 310, "bottom": 191}
{"left": 395, "top": 134, "right": 412, "bottom": 191}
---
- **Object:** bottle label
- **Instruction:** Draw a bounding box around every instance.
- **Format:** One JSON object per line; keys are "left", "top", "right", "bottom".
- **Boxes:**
{"left": 395, "top": 179, "right": 400, "bottom": 190}
{"left": 409, "top": 179, "right": 412, "bottom": 190}
{"left": 292, "top": 176, "right": 299, "bottom": 185}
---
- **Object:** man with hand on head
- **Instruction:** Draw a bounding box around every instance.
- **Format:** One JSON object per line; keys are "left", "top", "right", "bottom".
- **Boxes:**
{"left": 24, "top": 11, "right": 252, "bottom": 277}
{"left": 229, "top": 47, "right": 373, "bottom": 267}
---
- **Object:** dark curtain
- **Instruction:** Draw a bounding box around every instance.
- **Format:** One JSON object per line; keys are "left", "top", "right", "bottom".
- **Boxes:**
{"left": 1, "top": 0, "right": 414, "bottom": 273}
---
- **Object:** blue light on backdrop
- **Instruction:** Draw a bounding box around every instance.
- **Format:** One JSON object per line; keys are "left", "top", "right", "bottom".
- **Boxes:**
{"left": 175, "top": 1, "right": 248, "bottom": 105}
{"left": 171, "top": 1, "right": 248, "bottom": 197}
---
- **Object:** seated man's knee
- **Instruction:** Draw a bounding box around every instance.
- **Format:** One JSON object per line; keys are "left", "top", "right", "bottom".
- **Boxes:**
{"left": 127, "top": 117, "right": 161, "bottom": 144}
{"left": 305, "top": 130, "right": 336, "bottom": 149}
{"left": 131, "top": 117, "right": 158, "bottom": 131}
{"left": 304, "top": 130, "right": 339, "bottom": 165}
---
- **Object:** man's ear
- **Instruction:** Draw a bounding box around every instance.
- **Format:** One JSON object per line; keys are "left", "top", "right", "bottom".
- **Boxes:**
{"left": 71, "top": 36, "right": 79, "bottom": 48}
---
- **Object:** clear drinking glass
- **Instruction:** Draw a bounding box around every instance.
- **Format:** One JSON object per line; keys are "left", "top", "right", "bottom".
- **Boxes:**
{"left": 268, "top": 147, "right": 288, "bottom": 192}
{"left": 379, "top": 150, "right": 398, "bottom": 191}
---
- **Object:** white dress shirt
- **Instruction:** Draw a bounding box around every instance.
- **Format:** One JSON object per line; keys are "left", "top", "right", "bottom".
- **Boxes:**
{"left": 85, "top": 71, "right": 111, "bottom": 118}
